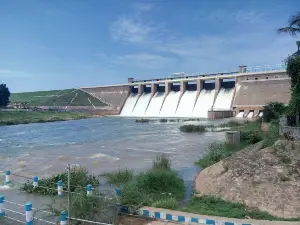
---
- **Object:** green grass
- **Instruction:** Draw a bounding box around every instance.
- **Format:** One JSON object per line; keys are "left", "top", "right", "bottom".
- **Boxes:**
{"left": 135, "top": 119, "right": 150, "bottom": 123}
{"left": 22, "top": 166, "right": 99, "bottom": 195}
{"left": 0, "top": 111, "right": 90, "bottom": 126}
{"left": 10, "top": 89, "right": 107, "bottom": 107}
{"left": 196, "top": 142, "right": 248, "bottom": 169}
{"left": 196, "top": 121, "right": 263, "bottom": 169}
{"left": 182, "top": 196, "right": 300, "bottom": 221}
{"left": 101, "top": 169, "right": 134, "bottom": 186}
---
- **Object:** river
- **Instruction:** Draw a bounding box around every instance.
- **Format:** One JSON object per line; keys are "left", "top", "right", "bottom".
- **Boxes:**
{"left": 0, "top": 117, "right": 226, "bottom": 224}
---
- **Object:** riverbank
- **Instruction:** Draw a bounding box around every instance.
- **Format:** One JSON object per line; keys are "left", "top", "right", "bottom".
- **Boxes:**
{"left": 0, "top": 111, "right": 91, "bottom": 126}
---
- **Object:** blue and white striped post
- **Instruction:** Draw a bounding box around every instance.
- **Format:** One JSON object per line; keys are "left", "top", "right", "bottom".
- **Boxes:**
{"left": 60, "top": 211, "right": 68, "bottom": 225}
{"left": 32, "top": 176, "right": 38, "bottom": 188}
{"left": 0, "top": 196, "right": 5, "bottom": 217}
{"left": 87, "top": 184, "right": 92, "bottom": 196}
{"left": 57, "top": 180, "right": 63, "bottom": 197}
{"left": 5, "top": 170, "right": 11, "bottom": 185}
{"left": 25, "top": 202, "right": 33, "bottom": 225}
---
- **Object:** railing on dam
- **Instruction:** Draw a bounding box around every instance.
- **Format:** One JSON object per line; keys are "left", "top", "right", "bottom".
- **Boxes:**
{"left": 245, "top": 64, "right": 286, "bottom": 73}
{"left": 131, "top": 64, "right": 287, "bottom": 84}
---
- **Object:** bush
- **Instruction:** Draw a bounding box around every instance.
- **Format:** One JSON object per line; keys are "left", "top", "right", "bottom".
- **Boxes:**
{"left": 120, "top": 170, "right": 185, "bottom": 207}
{"left": 152, "top": 154, "right": 171, "bottom": 171}
{"left": 240, "top": 130, "right": 262, "bottom": 144}
{"left": 263, "top": 102, "right": 286, "bottom": 122}
{"left": 22, "top": 166, "right": 99, "bottom": 195}
{"left": 101, "top": 169, "right": 134, "bottom": 186}
{"left": 180, "top": 125, "right": 206, "bottom": 133}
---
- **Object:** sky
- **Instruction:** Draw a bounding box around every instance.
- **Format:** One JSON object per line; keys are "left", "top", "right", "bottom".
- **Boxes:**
{"left": 0, "top": 0, "right": 298, "bottom": 93}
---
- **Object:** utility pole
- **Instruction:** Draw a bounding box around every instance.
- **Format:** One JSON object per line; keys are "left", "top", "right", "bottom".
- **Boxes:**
{"left": 67, "top": 164, "right": 71, "bottom": 224}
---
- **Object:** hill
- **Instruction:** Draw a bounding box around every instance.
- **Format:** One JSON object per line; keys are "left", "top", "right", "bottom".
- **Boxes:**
{"left": 10, "top": 89, "right": 108, "bottom": 107}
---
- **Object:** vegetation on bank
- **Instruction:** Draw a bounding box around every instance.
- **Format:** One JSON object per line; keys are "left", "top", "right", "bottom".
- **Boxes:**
{"left": 22, "top": 167, "right": 99, "bottom": 195}
{"left": 182, "top": 196, "right": 299, "bottom": 221}
{"left": 196, "top": 120, "right": 280, "bottom": 169}
{"left": 102, "top": 154, "right": 185, "bottom": 210}
{"left": 0, "top": 111, "right": 90, "bottom": 126}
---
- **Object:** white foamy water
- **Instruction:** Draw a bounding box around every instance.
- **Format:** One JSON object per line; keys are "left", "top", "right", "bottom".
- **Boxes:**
{"left": 175, "top": 91, "right": 197, "bottom": 117}
{"left": 144, "top": 92, "right": 165, "bottom": 117}
{"left": 159, "top": 91, "right": 181, "bottom": 117}
{"left": 247, "top": 112, "right": 254, "bottom": 118}
{"left": 236, "top": 111, "right": 244, "bottom": 118}
{"left": 120, "top": 93, "right": 139, "bottom": 116}
{"left": 131, "top": 93, "right": 152, "bottom": 117}
{"left": 259, "top": 112, "right": 263, "bottom": 117}
{"left": 192, "top": 89, "right": 215, "bottom": 118}
{"left": 213, "top": 88, "right": 235, "bottom": 110}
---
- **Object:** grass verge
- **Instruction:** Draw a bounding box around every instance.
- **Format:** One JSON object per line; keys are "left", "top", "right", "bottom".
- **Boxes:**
{"left": 101, "top": 169, "right": 134, "bottom": 186}
{"left": 180, "top": 125, "right": 206, "bottom": 133}
{"left": 0, "top": 111, "right": 90, "bottom": 126}
{"left": 182, "top": 196, "right": 299, "bottom": 221}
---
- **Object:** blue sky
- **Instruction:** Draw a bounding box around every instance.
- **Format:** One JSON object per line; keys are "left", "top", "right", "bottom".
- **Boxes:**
{"left": 0, "top": 0, "right": 298, "bottom": 92}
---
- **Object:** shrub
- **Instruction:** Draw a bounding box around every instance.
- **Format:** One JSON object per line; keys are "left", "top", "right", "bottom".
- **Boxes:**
{"left": 120, "top": 170, "right": 185, "bottom": 207}
{"left": 180, "top": 125, "right": 206, "bottom": 133}
{"left": 152, "top": 154, "right": 171, "bottom": 171}
{"left": 22, "top": 166, "right": 99, "bottom": 195}
{"left": 240, "top": 130, "right": 262, "bottom": 144}
{"left": 101, "top": 169, "right": 134, "bottom": 186}
{"left": 263, "top": 102, "right": 286, "bottom": 122}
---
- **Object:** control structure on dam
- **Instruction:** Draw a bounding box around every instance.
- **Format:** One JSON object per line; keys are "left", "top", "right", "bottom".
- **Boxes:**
{"left": 81, "top": 64, "right": 290, "bottom": 119}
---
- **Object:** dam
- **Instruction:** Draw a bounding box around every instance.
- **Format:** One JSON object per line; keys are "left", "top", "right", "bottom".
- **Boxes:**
{"left": 81, "top": 64, "right": 290, "bottom": 118}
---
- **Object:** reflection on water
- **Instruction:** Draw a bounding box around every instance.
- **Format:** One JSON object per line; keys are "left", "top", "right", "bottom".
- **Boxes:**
{"left": 0, "top": 117, "right": 225, "bottom": 177}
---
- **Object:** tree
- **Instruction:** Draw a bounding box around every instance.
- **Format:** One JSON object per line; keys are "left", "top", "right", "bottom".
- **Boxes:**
{"left": 263, "top": 102, "right": 287, "bottom": 122}
{"left": 285, "top": 55, "right": 300, "bottom": 115}
{"left": 278, "top": 12, "right": 300, "bottom": 36}
{"left": 0, "top": 84, "right": 10, "bottom": 107}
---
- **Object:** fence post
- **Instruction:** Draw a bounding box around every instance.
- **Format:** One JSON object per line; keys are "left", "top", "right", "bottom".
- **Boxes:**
{"left": 0, "top": 196, "right": 4, "bottom": 217}
{"left": 87, "top": 184, "right": 92, "bottom": 196}
{"left": 58, "top": 180, "right": 63, "bottom": 197}
{"left": 60, "top": 211, "right": 68, "bottom": 225}
{"left": 33, "top": 176, "right": 38, "bottom": 188}
{"left": 25, "top": 202, "right": 33, "bottom": 225}
{"left": 5, "top": 170, "right": 11, "bottom": 185}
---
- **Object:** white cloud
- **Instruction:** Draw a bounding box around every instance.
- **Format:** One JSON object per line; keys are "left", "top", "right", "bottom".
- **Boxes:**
{"left": 133, "top": 2, "right": 153, "bottom": 12}
{"left": 110, "top": 16, "right": 163, "bottom": 43}
{"left": 108, "top": 9, "right": 296, "bottom": 74}
{"left": 112, "top": 53, "right": 177, "bottom": 69}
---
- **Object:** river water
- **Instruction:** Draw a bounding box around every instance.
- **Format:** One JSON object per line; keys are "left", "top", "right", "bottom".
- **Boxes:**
{"left": 0, "top": 117, "right": 226, "bottom": 223}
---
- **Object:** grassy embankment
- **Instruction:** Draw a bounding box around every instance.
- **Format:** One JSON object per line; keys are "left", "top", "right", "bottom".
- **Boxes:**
{"left": 10, "top": 89, "right": 107, "bottom": 107}
{"left": 0, "top": 111, "right": 90, "bottom": 126}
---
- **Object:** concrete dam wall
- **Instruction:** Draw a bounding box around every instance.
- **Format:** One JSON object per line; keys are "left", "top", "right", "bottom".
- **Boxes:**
{"left": 81, "top": 85, "right": 130, "bottom": 112}
{"left": 80, "top": 68, "right": 290, "bottom": 118}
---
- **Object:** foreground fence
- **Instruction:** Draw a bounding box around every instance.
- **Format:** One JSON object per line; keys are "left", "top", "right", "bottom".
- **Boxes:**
{"left": 0, "top": 169, "right": 256, "bottom": 225}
